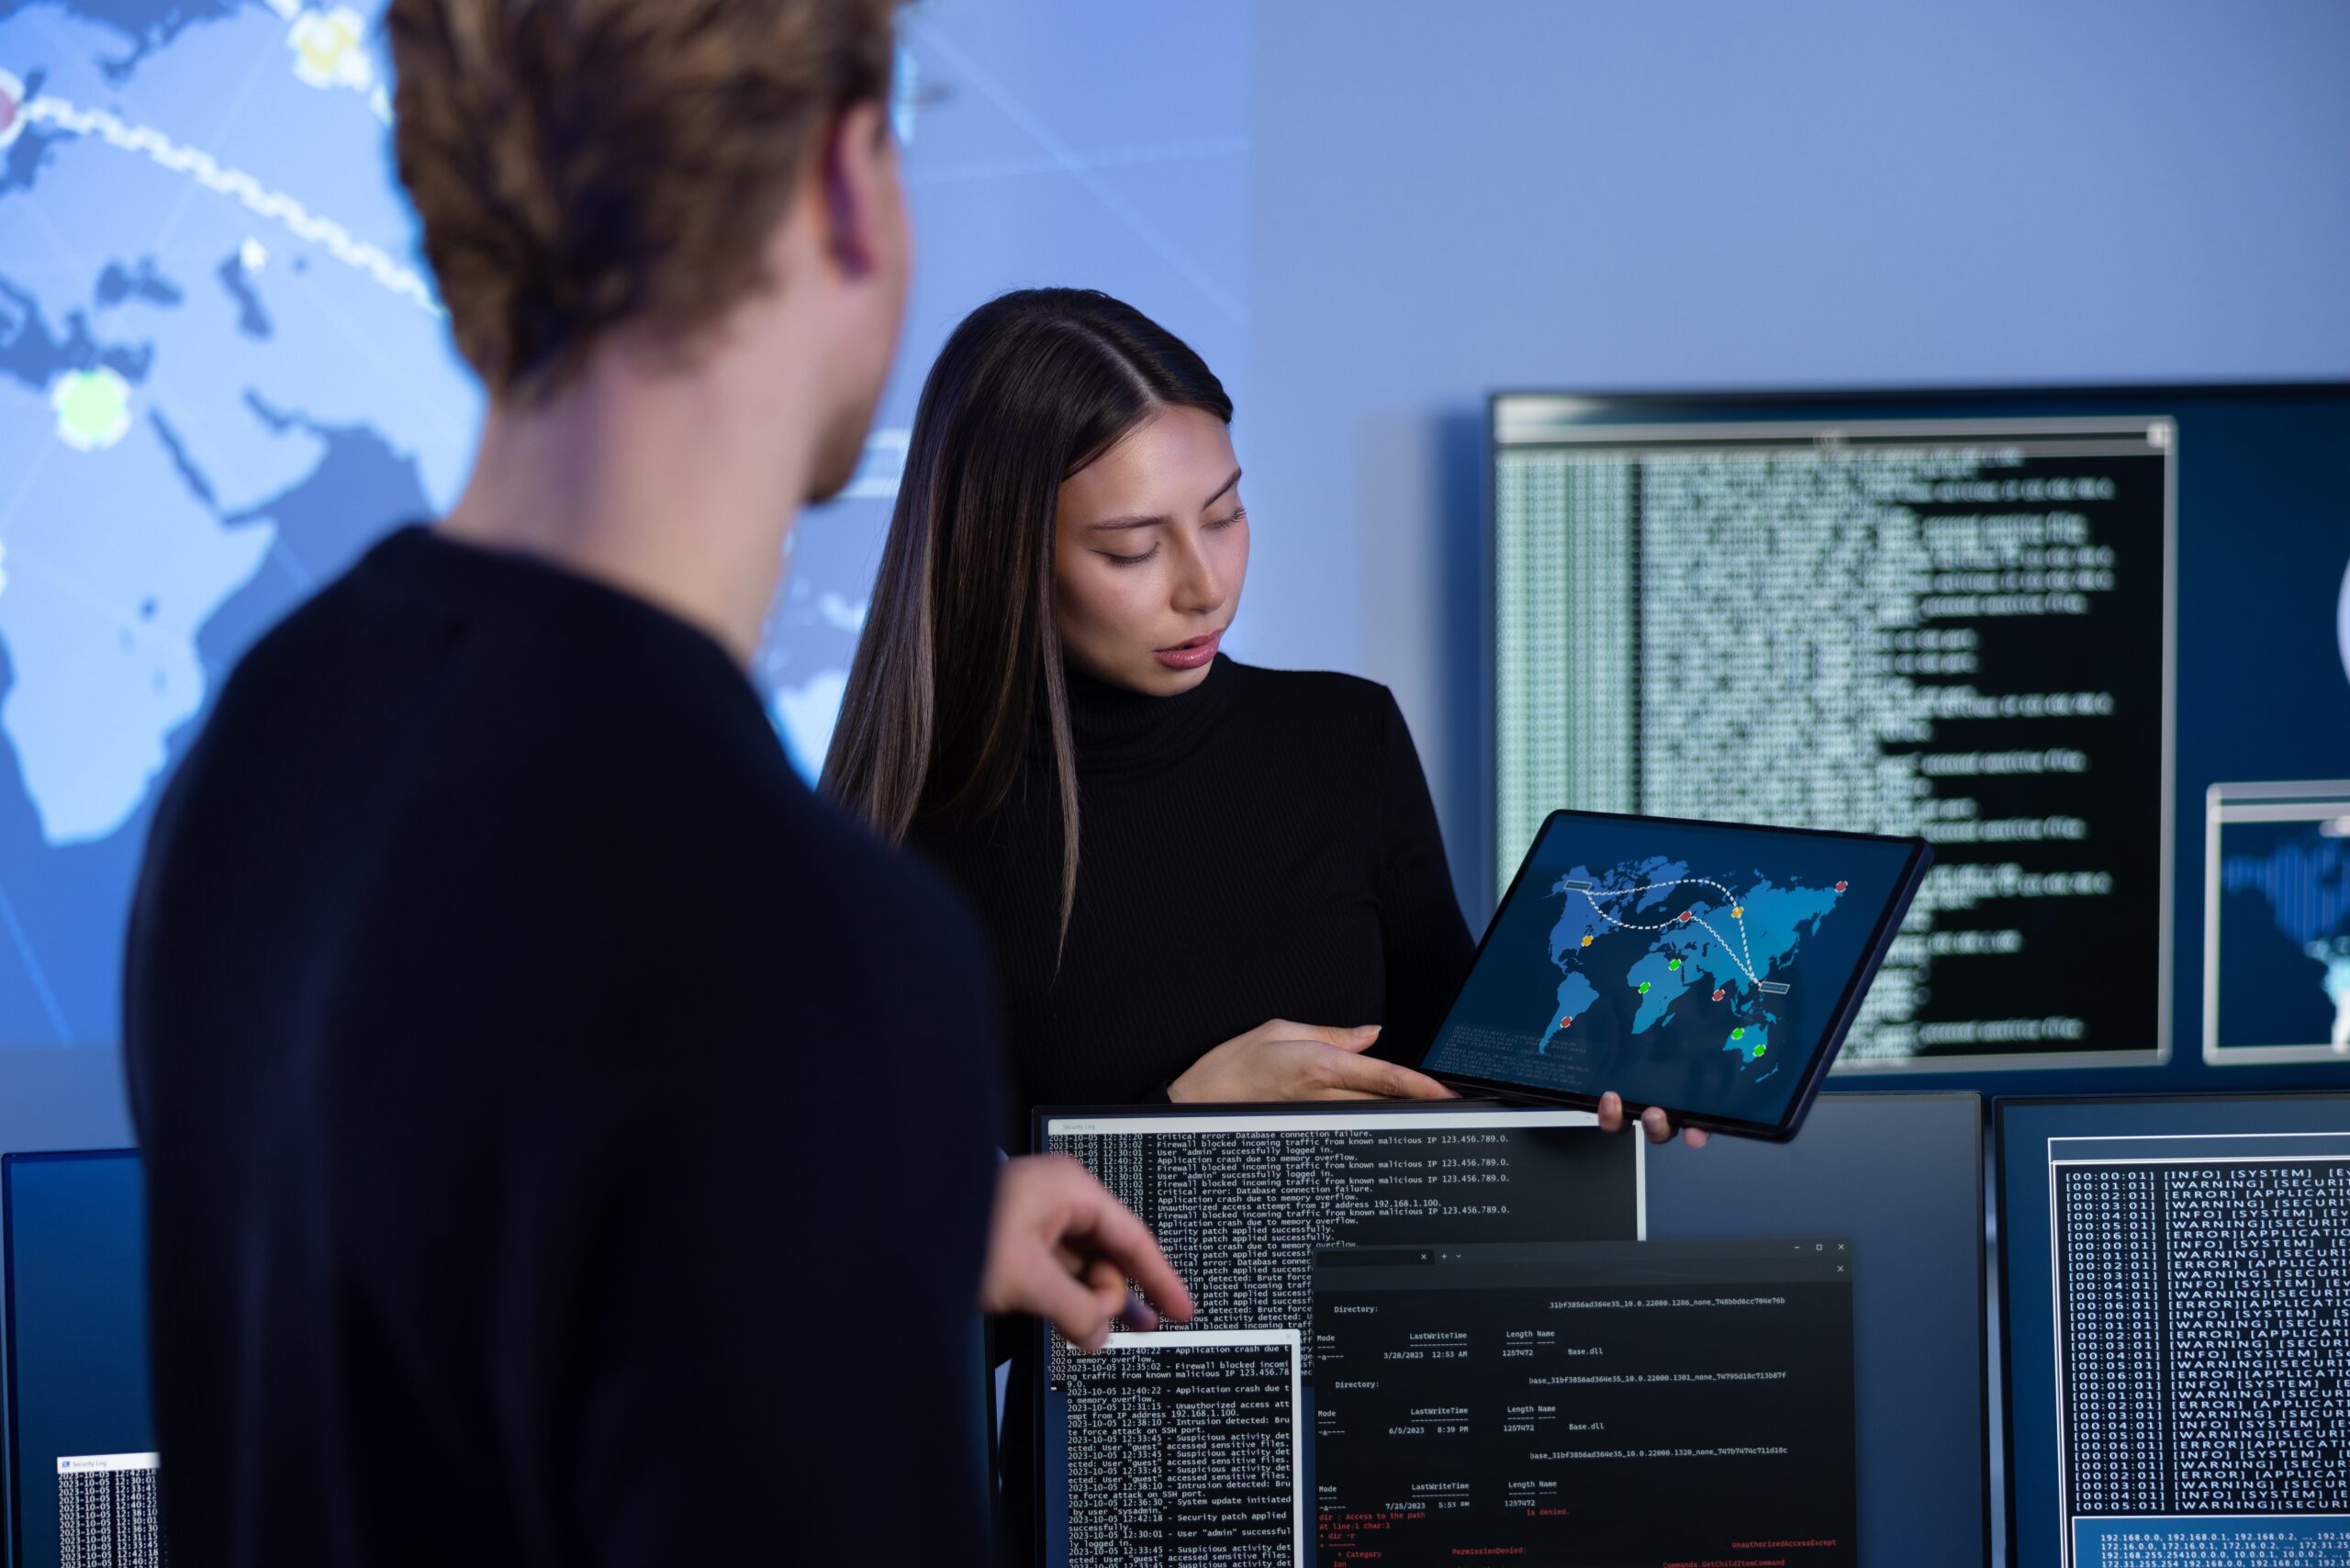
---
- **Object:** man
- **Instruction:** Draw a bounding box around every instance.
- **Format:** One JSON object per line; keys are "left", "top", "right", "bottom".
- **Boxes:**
{"left": 122, "top": 1, "right": 1186, "bottom": 1561}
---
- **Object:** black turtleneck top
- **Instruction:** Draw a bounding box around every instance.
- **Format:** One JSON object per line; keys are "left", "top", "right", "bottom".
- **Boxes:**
{"left": 912, "top": 655, "right": 1475, "bottom": 1124}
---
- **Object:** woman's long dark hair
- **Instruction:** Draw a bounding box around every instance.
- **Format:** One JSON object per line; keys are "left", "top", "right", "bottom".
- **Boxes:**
{"left": 822, "top": 288, "right": 1233, "bottom": 947}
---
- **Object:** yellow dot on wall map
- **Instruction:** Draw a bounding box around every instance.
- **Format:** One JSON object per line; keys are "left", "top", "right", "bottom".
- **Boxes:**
{"left": 50, "top": 368, "right": 132, "bottom": 452}
{"left": 289, "top": 7, "right": 374, "bottom": 92}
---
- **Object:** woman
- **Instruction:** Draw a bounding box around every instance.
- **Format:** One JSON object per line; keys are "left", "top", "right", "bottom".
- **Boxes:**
{"left": 826, "top": 287, "right": 1696, "bottom": 1144}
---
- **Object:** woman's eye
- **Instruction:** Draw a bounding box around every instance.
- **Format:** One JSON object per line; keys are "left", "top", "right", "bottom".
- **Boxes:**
{"left": 1207, "top": 507, "right": 1246, "bottom": 532}
{"left": 1102, "top": 545, "right": 1159, "bottom": 567}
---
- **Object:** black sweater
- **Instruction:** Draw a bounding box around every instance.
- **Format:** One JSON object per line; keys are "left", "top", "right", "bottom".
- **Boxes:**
{"left": 124, "top": 528, "right": 1002, "bottom": 1566}
{"left": 913, "top": 655, "right": 1475, "bottom": 1124}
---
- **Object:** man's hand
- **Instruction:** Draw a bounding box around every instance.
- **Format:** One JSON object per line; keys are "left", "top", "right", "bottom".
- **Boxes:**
{"left": 979, "top": 1154, "right": 1195, "bottom": 1352}
{"left": 1168, "top": 1020, "right": 1459, "bottom": 1103}
{"left": 1596, "top": 1090, "right": 1708, "bottom": 1148}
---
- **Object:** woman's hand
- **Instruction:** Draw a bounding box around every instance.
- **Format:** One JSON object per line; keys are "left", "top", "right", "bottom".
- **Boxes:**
{"left": 1596, "top": 1090, "right": 1708, "bottom": 1148}
{"left": 1167, "top": 1020, "right": 1459, "bottom": 1103}
{"left": 979, "top": 1153, "right": 1194, "bottom": 1352}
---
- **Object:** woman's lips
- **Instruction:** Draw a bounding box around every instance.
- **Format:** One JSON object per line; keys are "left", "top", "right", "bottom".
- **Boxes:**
{"left": 1154, "top": 628, "right": 1223, "bottom": 670}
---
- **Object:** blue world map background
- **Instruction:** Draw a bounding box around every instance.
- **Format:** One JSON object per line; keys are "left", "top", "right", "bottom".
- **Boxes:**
{"left": 1424, "top": 816, "right": 1923, "bottom": 1125}
{"left": 0, "top": 0, "right": 1248, "bottom": 1047}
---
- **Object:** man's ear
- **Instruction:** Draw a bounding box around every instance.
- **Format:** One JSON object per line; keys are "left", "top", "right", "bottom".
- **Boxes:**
{"left": 820, "top": 98, "right": 897, "bottom": 280}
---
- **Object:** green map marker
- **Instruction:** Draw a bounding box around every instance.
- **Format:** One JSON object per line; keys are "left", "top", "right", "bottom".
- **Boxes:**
{"left": 1637, "top": 980, "right": 1651, "bottom": 994}
{"left": 51, "top": 367, "right": 133, "bottom": 451}
{"left": 1754, "top": 1045, "right": 1767, "bottom": 1057}
{"left": 1667, "top": 958, "right": 1682, "bottom": 971}
{"left": 1730, "top": 1026, "right": 1745, "bottom": 1040}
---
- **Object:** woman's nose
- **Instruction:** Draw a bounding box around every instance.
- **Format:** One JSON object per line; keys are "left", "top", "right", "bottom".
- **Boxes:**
{"left": 1173, "top": 545, "right": 1225, "bottom": 614}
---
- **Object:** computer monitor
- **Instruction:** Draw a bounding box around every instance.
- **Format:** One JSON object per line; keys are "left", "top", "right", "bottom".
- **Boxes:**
{"left": 1998, "top": 1093, "right": 2350, "bottom": 1568}
{"left": 1034, "top": 1103, "right": 1644, "bottom": 1567}
{"left": 1035, "top": 1092, "right": 1985, "bottom": 1568}
{"left": 2, "top": 1151, "right": 162, "bottom": 1568}
{"left": 1490, "top": 383, "right": 2350, "bottom": 1077}
{"left": 1644, "top": 1091, "right": 1986, "bottom": 1568}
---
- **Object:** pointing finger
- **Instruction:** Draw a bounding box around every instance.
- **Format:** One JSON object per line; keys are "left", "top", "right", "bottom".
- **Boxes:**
{"left": 1070, "top": 1186, "right": 1195, "bottom": 1324}
{"left": 1082, "top": 1256, "right": 1130, "bottom": 1319}
{"left": 1033, "top": 1260, "right": 1120, "bottom": 1353}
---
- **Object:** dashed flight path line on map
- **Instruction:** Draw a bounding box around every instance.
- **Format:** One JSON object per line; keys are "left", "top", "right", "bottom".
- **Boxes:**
{"left": 14, "top": 95, "right": 442, "bottom": 317}
{"left": 1570, "top": 877, "right": 1766, "bottom": 988}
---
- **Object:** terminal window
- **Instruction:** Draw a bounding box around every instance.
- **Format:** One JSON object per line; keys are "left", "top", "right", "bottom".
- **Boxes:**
{"left": 1062, "top": 1332, "right": 1303, "bottom": 1567}
{"left": 2050, "top": 1134, "right": 2350, "bottom": 1568}
{"left": 1312, "top": 1239, "right": 1856, "bottom": 1566}
{"left": 1492, "top": 404, "right": 2174, "bottom": 1069}
{"left": 1042, "top": 1111, "right": 1641, "bottom": 1382}
{"left": 55, "top": 1453, "right": 165, "bottom": 1568}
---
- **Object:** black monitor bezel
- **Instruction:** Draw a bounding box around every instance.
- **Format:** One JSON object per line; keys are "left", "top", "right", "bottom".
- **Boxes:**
{"left": 1991, "top": 1091, "right": 2350, "bottom": 1568}
{"left": 1416, "top": 806, "right": 1932, "bottom": 1140}
{"left": 2, "top": 1148, "right": 141, "bottom": 1568}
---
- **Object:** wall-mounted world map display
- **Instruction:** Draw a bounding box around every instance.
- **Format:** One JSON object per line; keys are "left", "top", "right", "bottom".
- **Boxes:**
{"left": 0, "top": 0, "right": 1248, "bottom": 1046}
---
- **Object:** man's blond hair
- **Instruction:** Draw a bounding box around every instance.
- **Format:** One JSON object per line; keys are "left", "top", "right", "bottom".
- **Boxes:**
{"left": 388, "top": 0, "right": 898, "bottom": 401}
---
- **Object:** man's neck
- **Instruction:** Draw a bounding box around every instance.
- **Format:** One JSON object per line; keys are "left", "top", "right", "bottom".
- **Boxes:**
{"left": 440, "top": 348, "right": 819, "bottom": 666}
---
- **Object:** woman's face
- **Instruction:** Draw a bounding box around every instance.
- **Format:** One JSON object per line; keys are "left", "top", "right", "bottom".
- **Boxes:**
{"left": 1053, "top": 405, "right": 1249, "bottom": 696}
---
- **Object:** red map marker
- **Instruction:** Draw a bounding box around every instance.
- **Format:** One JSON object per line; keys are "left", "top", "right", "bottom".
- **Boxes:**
{"left": 1712, "top": 989, "right": 1725, "bottom": 1002}
{"left": 1558, "top": 1016, "right": 1574, "bottom": 1029}
{"left": 1678, "top": 910, "right": 1692, "bottom": 924}
{"left": 1835, "top": 880, "right": 1849, "bottom": 893}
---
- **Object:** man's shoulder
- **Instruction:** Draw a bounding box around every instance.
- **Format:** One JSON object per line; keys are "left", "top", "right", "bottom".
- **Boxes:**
{"left": 532, "top": 706, "right": 988, "bottom": 989}
{"left": 185, "top": 527, "right": 983, "bottom": 992}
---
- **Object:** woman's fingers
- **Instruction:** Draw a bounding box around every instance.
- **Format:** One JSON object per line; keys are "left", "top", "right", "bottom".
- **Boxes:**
{"left": 1326, "top": 1051, "right": 1457, "bottom": 1100}
{"left": 1598, "top": 1091, "right": 1686, "bottom": 1144}
{"left": 1261, "top": 1019, "right": 1382, "bottom": 1052}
